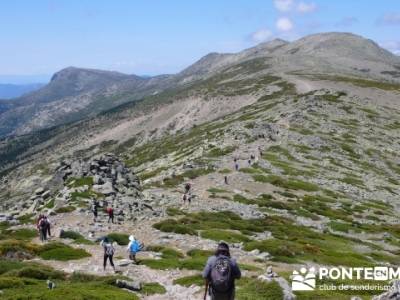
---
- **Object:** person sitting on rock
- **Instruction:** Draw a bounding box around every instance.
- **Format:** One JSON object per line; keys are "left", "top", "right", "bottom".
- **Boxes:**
{"left": 101, "top": 237, "right": 116, "bottom": 272}
{"left": 106, "top": 206, "right": 114, "bottom": 224}
{"left": 202, "top": 242, "right": 241, "bottom": 300}
{"left": 126, "top": 235, "right": 143, "bottom": 264}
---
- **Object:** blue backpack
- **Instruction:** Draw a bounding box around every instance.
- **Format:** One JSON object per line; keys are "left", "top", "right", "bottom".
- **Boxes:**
{"left": 130, "top": 241, "right": 142, "bottom": 253}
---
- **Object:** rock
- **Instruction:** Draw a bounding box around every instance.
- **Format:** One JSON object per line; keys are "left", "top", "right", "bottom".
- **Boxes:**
{"left": 117, "top": 259, "right": 132, "bottom": 267}
{"left": 92, "top": 182, "right": 115, "bottom": 195}
{"left": 41, "top": 190, "right": 51, "bottom": 199}
{"left": 256, "top": 252, "right": 271, "bottom": 261}
{"left": 115, "top": 279, "right": 141, "bottom": 291}
{"left": 34, "top": 187, "right": 45, "bottom": 195}
{"left": 250, "top": 249, "right": 260, "bottom": 255}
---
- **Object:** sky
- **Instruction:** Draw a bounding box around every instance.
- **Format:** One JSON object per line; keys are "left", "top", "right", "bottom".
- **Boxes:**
{"left": 1, "top": 0, "right": 400, "bottom": 83}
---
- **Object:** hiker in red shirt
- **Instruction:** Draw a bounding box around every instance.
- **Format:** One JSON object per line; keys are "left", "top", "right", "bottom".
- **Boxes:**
{"left": 107, "top": 207, "right": 114, "bottom": 224}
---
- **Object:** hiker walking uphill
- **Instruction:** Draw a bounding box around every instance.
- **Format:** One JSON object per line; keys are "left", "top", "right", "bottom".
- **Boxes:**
{"left": 203, "top": 242, "right": 241, "bottom": 300}
{"left": 107, "top": 206, "right": 114, "bottom": 224}
{"left": 183, "top": 182, "right": 192, "bottom": 205}
{"left": 126, "top": 235, "right": 144, "bottom": 264}
{"left": 91, "top": 200, "right": 98, "bottom": 222}
{"left": 101, "top": 237, "right": 116, "bottom": 272}
{"left": 37, "top": 214, "right": 50, "bottom": 242}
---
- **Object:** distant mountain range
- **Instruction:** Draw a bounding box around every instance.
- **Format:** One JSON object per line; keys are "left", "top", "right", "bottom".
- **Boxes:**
{"left": 0, "top": 83, "right": 45, "bottom": 99}
{"left": 0, "top": 32, "right": 399, "bottom": 139}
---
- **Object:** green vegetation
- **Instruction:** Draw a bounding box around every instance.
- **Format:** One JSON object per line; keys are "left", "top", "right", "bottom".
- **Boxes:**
{"left": 206, "top": 145, "right": 237, "bottom": 157}
{"left": 107, "top": 233, "right": 130, "bottom": 245}
{"left": 153, "top": 210, "right": 382, "bottom": 266}
{"left": 0, "top": 228, "right": 37, "bottom": 241}
{"left": 236, "top": 278, "right": 283, "bottom": 300}
{"left": 0, "top": 261, "right": 138, "bottom": 300}
{"left": 253, "top": 174, "right": 319, "bottom": 192}
{"left": 141, "top": 246, "right": 211, "bottom": 271}
{"left": 55, "top": 206, "right": 76, "bottom": 214}
{"left": 201, "top": 229, "right": 251, "bottom": 243}
{"left": 173, "top": 274, "right": 203, "bottom": 287}
{"left": 59, "top": 230, "right": 94, "bottom": 245}
{"left": 207, "top": 188, "right": 229, "bottom": 193}
{"left": 38, "top": 242, "right": 91, "bottom": 261}
{"left": 140, "top": 282, "right": 167, "bottom": 295}
{"left": 17, "top": 214, "right": 35, "bottom": 225}
{"left": 316, "top": 75, "right": 400, "bottom": 91}
{"left": 173, "top": 274, "right": 283, "bottom": 300}
{"left": 66, "top": 177, "right": 94, "bottom": 187}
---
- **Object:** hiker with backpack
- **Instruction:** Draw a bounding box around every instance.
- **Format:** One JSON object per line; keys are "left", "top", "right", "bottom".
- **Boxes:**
{"left": 126, "top": 235, "right": 144, "bottom": 264}
{"left": 107, "top": 206, "right": 114, "bottom": 224}
{"left": 100, "top": 237, "right": 116, "bottom": 272}
{"left": 202, "top": 242, "right": 241, "bottom": 300}
{"left": 184, "top": 182, "right": 191, "bottom": 194}
{"left": 37, "top": 215, "right": 49, "bottom": 242}
{"left": 44, "top": 215, "right": 51, "bottom": 238}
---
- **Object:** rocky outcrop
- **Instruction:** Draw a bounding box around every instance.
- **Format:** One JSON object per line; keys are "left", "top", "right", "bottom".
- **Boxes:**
{"left": 51, "top": 153, "right": 160, "bottom": 222}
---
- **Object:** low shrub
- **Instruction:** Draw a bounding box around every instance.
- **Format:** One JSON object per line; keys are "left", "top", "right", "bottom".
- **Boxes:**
{"left": 38, "top": 242, "right": 91, "bottom": 261}
{"left": 55, "top": 206, "right": 76, "bottom": 214}
{"left": 140, "top": 282, "right": 167, "bottom": 295}
{"left": 106, "top": 233, "right": 129, "bottom": 246}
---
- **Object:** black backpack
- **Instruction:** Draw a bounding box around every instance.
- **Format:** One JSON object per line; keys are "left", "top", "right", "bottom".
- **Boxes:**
{"left": 39, "top": 218, "right": 49, "bottom": 230}
{"left": 210, "top": 256, "right": 233, "bottom": 293}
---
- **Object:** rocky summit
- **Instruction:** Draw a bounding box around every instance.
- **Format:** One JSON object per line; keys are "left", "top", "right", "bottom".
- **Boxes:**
{"left": 0, "top": 32, "right": 400, "bottom": 300}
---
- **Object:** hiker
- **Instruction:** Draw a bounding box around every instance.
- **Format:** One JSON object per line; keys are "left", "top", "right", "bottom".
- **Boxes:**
{"left": 183, "top": 194, "right": 187, "bottom": 203}
{"left": 202, "top": 242, "right": 241, "bottom": 300}
{"left": 234, "top": 162, "right": 239, "bottom": 171}
{"left": 184, "top": 182, "right": 191, "bottom": 194}
{"left": 37, "top": 215, "right": 49, "bottom": 242}
{"left": 107, "top": 206, "right": 114, "bottom": 224}
{"left": 101, "top": 237, "right": 116, "bottom": 272}
{"left": 44, "top": 215, "right": 51, "bottom": 238}
{"left": 224, "top": 176, "right": 228, "bottom": 185}
{"left": 92, "top": 200, "right": 98, "bottom": 222}
{"left": 127, "top": 235, "right": 144, "bottom": 264}
{"left": 248, "top": 159, "right": 252, "bottom": 166}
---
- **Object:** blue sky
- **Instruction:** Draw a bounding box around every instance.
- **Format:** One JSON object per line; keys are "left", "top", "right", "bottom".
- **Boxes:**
{"left": 1, "top": 0, "right": 400, "bottom": 83}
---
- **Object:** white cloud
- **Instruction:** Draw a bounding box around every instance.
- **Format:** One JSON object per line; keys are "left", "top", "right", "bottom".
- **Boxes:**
{"left": 251, "top": 28, "right": 273, "bottom": 43}
{"left": 377, "top": 13, "right": 400, "bottom": 26}
{"left": 297, "top": 1, "right": 316, "bottom": 13}
{"left": 276, "top": 17, "right": 294, "bottom": 31}
{"left": 274, "top": 0, "right": 293, "bottom": 12}
{"left": 380, "top": 41, "right": 400, "bottom": 55}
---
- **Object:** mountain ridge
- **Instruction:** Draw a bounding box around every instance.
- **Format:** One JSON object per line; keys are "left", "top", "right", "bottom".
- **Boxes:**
{"left": 0, "top": 32, "right": 399, "bottom": 139}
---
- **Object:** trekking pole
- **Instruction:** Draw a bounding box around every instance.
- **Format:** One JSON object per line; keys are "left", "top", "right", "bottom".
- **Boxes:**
{"left": 204, "top": 280, "right": 209, "bottom": 300}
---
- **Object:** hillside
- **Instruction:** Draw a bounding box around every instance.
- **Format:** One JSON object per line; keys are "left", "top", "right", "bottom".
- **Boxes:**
{"left": 0, "top": 32, "right": 400, "bottom": 299}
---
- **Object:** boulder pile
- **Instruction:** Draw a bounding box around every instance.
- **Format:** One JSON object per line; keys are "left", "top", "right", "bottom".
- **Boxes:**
{"left": 54, "top": 153, "right": 161, "bottom": 222}
{"left": 16, "top": 153, "right": 161, "bottom": 222}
